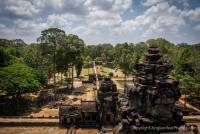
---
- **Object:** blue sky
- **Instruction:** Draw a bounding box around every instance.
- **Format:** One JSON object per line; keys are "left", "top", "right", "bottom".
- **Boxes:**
{"left": 0, "top": 0, "right": 200, "bottom": 45}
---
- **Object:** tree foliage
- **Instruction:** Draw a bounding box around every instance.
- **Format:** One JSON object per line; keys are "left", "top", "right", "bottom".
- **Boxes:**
{"left": 114, "top": 43, "right": 136, "bottom": 75}
{"left": 84, "top": 38, "right": 200, "bottom": 97}
{"left": 0, "top": 33, "right": 200, "bottom": 99}
{"left": 0, "top": 64, "right": 41, "bottom": 97}
{"left": 86, "top": 44, "right": 114, "bottom": 63}
{"left": 23, "top": 44, "right": 50, "bottom": 85}
{"left": 36, "top": 29, "right": 86, "bottom": 79}
{"left": 65, "top": 34, "right": 85, "bottom": 77}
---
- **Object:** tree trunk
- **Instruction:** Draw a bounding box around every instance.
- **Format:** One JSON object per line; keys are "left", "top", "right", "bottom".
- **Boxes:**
{"left": 72, "top": 65, "right": 74, "bottom": 89}
{"left": 184, "top": 93, "right": 186, "bottom": 108}
{"left": 53, "top": 42, "right": 56, "bottom": 102}
{"left": 61, "top": 73, "right": 63, "bottom": 85}
{"left": 66, "top": 71, "right": 69, "bottom": 89}
{"left": 124, "top": 72, "right": 127, "bottom": 88}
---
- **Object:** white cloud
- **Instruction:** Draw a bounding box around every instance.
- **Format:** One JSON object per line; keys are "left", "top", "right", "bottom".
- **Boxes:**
{"left": 142, "top": 0, "right": 166, "bottom": 6}
{"left": 186, "top": 8, "right": 200, "bottom": 21}
{"left": 147, "top": 15, "right": 185, "bottom": 32}
{"left": 4, "top": 0, "right": 41, "bottom": 17}
{"left": 14, "top": 19, "right": 48, "bottom": 33}
{"left": 46, "top": 0, "right": 132, "bottom": 28}
{"left": 1, "top": 0, "right": 200, "bottom": 44}
{"left": 6, "top": 0, "right": 131, "bottom": 43}
{"left": 0, "top": 26, "right": 17, "bottom": 40}
{"left": 84, "top": 0, "right": 114, "bottom": 11}
{"left": 85, "top": 0, "right": 132, "bottom": 13}
{"left": 177, "top": 0, "right": 189, "bottom": 9}
{"left": 47, "top": 14, "right": 85, "bottom": 28}
{"left": 114, "top": 2, "right": 185, "bottom": 36}
{"left": 112, "top": 0, "right": 132, "bottom": 13}
{"left": 0, "top": 24, "right": 6, "bottom": 28}
{"left": 84, "top": 0, "right": 131, "bottom": 28}
{"left": 88, "top": 10, "right": 122, "bottom": 27}
{"left": 45, "top": 0, "right": 131, "bottom": 36}
{"left": 194, "top": 24, "right": 200, "bottom": 31}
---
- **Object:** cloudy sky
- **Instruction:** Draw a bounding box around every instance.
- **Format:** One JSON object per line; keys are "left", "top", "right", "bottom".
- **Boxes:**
{"left": 0, "top": 0, "right": 200, "bottom": 45}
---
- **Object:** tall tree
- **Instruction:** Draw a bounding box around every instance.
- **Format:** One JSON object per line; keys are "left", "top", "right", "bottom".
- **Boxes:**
{"left": 84, "top": 56, "right": 92, "bottom": 76}
{"left": 37, "top": 28, "right": 65, "bottom": 96}
{"left": 23, "top": 43, "right": 51, "bottom": 86}
{"left": 114, "top": 43, "right": 136, "bottom": 86}
{"left": 65, "top": 34, "right": 85, "bottom": 78}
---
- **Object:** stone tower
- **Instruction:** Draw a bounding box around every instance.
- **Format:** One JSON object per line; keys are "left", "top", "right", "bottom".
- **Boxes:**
{"left": 120, "top": 46, "right": 183, "bottom": 133}
{"left": 98, "top": 77, "right": 118, "bottom": 126}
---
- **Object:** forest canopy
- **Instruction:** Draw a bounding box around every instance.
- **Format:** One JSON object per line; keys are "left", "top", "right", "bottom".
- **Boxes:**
{"left": 0, "top": 28, "right": 199, "bottom": 99}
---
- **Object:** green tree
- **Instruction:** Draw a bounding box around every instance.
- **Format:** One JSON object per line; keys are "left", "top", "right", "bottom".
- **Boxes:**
{"left": 114, "top": 43, "right": 136, "bottom": 85}
{"left": 84, "top": 56, "right": 92, "bottom": 76}
{"left": 0, "top": 38, "right": 26, "bottom": 60}
{"left": 0, "top": 48, "right": 12, "bottom": 67}
{"left": 37, "top": 28, "right": 66, "bottom": 87}
{"left": 146, "top": 38, "right": 178, "bottom": 63}
{"left": 171, "top": 44, "right": 200, "bottom": 97}
{"left": 85, "top": 44, "right": 114, "bottom": 64}
{"left": 0, "top": 64, "right": 41, "bottom": 98}
{"left": 23, "top": 44, "right": 50, "bottom": 86}
{"left": 134, "top": 42, "right": 148, "bottom": 62}
{"left": 0, "top": 47, "right": 23, "bottom": 67}
{"left": 65, "top": 34, "right": 85, "bottom": 77}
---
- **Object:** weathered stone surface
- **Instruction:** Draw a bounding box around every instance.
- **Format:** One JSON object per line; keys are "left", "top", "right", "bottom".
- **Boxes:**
{"left": 59, "top": 46, "right": 186, "bottom": 133}
{"left": 120, "top": 46, "right": 184, "bottom": 133}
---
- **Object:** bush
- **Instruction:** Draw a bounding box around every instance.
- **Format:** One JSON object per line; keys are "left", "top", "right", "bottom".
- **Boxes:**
{"left": 109, "top": 72, "right": 113, "bottom": 77}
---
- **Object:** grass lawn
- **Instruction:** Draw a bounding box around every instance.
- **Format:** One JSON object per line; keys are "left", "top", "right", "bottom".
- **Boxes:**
{"left": 116, "top": 80, "right": 133, "bottom": 87}
{"left": 79, "top": 65, "right": 124, "bottom": 78}
{"left": 98, "top": 66, "right": 112, "bottom": 76}
{"left": 80, "top": 67, "right": 93, "bottom": 76}
{"left": 98, "top": 66, "right": 124, "bottom": 77}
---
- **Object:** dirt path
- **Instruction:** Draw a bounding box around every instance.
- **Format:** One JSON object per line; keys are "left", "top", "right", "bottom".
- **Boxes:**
{"left": 0, "top": 118, "right": 58, "bottom": 123}
{"left": 81, "top": 84, "right": 95, "bottom": 101}
{"left": 29, "top": 108, "right": 58, "bottom": 117}
{"left": 0, "top": 126, "right": 99, "bottom": 134}
{"left": 179, "top": 99, "right": 200, "bottom": 113}
{"left": 93, "top": 61, "right": 99, "bottom": 90}
{"left": 184, "top": 115, "right": 200, "bottom": 122}
{"left": 112, "top": 77, "right": 133, "bottom": 81}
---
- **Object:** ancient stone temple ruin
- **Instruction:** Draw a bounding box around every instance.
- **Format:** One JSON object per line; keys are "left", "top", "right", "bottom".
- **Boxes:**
{"left": 59, "top": 77, "right": 118, "bottom": 127}
{"left": 98, "top": 77, "right": 118, "bottom": 126}
{"left": 59, "top": 46, "right": 185, "bottom": 133}
{"left": 119, "top": 45, "right": 184, "bottom": 133}
{"left": 59, "top": 101, "right": 99, "bottom": 127}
